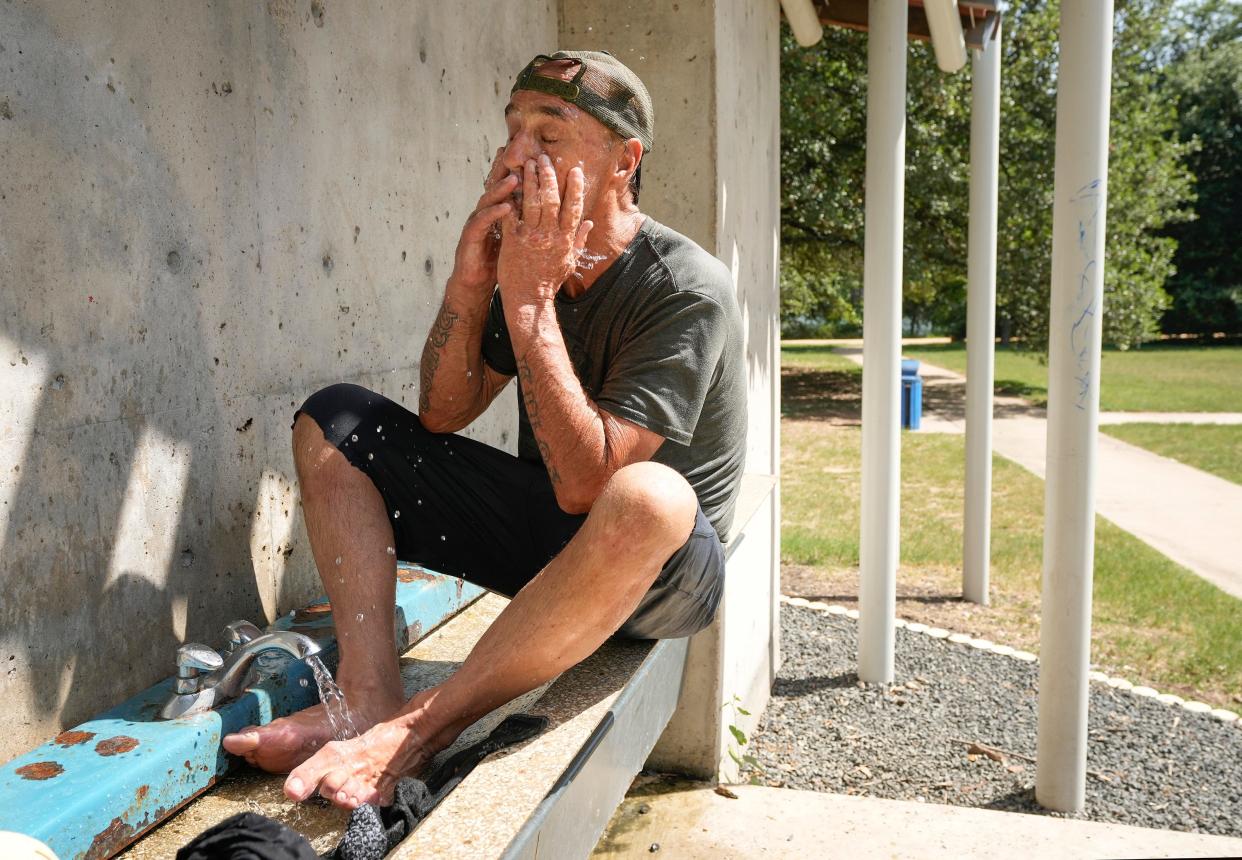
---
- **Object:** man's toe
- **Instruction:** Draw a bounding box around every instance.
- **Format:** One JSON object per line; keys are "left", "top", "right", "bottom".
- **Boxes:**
{"left": 287, "top": 749, "right": 335, "bottom": 803}
{"left": 222, "top": 728, "right": 261, "bottom": 754}
{"left": 343, "top": 777, "right": 383, "bottom": 808}
{"left": 315, "top": 769, "right": 351, "bottom": 807}
{"left": 284, "top": 770, "right": 315, "bottom": 802}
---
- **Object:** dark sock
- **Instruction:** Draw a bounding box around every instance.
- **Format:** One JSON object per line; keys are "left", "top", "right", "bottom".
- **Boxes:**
{"left": 330, "top": 713, "right": 549, "bottom": 860}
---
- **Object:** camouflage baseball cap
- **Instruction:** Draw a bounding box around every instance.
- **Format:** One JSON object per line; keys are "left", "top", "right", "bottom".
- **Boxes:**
{"left": 511, "top": 50, "right": 654, "bottom": 153}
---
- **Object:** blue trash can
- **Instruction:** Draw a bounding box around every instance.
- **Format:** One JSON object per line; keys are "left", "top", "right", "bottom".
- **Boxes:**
{"left": 901, "top": 359, "right": 922, "bottom": 430}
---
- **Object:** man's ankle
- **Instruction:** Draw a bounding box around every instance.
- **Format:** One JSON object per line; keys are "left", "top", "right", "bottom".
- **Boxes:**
{"left": 337, "top": 673, "right": 406, "bottom": 711}
{"left": 392, "top": 687, "right": 476, "bottom": 751}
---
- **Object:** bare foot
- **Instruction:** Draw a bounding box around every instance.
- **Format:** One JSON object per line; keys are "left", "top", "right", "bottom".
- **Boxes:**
{"left": 223, "top": 688, "right": 405, "bottom": 774}
{"left": 283, "top": 687, "right": 466, "bottom": 809}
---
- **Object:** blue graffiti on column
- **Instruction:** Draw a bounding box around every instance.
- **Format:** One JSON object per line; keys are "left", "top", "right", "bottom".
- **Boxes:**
{"left": 1069, "top": 179, "right": 1103, "bottom": 411}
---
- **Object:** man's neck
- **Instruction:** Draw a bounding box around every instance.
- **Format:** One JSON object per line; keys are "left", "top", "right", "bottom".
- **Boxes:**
{"left": 561, "top": 203, "right": 645, "bottom": 299}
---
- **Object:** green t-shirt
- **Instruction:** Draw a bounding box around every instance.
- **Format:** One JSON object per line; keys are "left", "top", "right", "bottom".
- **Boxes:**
{"left": 481, "top": 216, "right": 747, "bottom": 540}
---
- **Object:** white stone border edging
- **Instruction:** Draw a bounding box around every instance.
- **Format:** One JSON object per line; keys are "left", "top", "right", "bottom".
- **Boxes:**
{"left": 779, "top": 594, "right": 1240, "bottom": 727}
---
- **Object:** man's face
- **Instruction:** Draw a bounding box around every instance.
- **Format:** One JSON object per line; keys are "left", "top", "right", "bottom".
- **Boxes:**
{"left": 501, "top": 68, "right": 624, "bottom": 216}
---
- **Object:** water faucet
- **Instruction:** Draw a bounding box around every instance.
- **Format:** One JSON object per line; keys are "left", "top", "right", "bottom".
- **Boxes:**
{"left": 158, "top": 622, "right": 323, "bottom": 720}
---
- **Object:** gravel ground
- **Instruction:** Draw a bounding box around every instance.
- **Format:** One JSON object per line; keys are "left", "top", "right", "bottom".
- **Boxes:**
{"left": 741, "top": 604, "right": 1242, "bottom": 837}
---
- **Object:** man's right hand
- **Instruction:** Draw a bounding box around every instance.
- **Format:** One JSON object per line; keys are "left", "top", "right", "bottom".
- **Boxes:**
{"left": 450, "top": 147, "right": 518, "bottom": 294}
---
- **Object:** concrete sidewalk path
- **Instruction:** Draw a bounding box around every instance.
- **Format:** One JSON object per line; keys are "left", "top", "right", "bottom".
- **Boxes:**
{"left": 831, "top": 349, "right": 1242, "bottom": 600}
{"left": 593, "top": 782, "right": 1242, "bottom": 859}
{"left": 991, "top": 415, "right": 1242, "bottom": 599}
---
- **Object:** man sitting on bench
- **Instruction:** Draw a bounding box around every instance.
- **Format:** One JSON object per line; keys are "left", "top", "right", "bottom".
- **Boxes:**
{"left": 223, "top": 50, "right": 746, "bottom": 810}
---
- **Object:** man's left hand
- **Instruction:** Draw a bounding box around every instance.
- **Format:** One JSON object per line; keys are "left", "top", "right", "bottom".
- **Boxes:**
{"left": 497, "top": 154, "right": 593, "bottom": 306}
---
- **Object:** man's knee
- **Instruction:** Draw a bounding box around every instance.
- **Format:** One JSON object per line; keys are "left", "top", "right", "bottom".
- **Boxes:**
{"left": 297, "top": 383, "right": 382, "bottom": 440}
{"left": 292, "top": 383, "right": 398, "bottom": 480}
{"left": 597, "top": 462, "right": 697, "bottom": 549}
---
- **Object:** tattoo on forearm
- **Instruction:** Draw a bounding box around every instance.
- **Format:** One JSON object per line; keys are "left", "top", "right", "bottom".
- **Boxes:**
{"left": 517, "top": 355, "right": 561, "bottom": 486}
{"left": 419, "top": 305, "right": 459, "bottom": 413}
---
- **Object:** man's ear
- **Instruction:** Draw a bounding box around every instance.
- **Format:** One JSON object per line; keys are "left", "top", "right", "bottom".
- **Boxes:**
{"left": 615, "top": 137, "right": 643, "bottom": 190}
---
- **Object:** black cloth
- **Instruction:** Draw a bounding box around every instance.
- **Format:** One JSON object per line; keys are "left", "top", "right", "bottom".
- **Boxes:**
{"left": 175, "top": 811, "right": 317, "bottom": 860}
{"left": 328, "top": 713, "right": 550, "bottom": 860}
{"left": 296, "top": 385, "right": 725, "bottom": 641}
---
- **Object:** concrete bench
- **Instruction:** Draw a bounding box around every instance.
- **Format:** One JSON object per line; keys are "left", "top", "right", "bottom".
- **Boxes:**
{"left": 118, "top": 592, "right": 681, "bottom": 858}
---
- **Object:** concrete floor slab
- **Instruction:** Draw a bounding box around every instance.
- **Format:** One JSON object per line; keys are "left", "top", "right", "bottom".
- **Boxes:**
{"left": 593, "top": 780, "right": 1242, "bottom": 859}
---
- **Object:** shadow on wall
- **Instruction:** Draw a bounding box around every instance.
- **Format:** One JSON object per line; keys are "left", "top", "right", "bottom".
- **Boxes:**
{"left": 0, "top": 4, "right": 309, "bottom": 760}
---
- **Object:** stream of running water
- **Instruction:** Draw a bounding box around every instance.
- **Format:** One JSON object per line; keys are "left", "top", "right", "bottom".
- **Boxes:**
{"left": 306, "top": 654, "right": 362, "bottom": 742}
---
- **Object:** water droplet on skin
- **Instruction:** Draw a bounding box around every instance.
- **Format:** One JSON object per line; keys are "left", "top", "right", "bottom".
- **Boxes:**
{"left": 351, "top": 434, "right": 358, "bottom": 442}
{"left": 393, "top": 510, "right": 401, "bottom": 519}
{"left": 386, "top": 546, "right": 395, "bottom": 555}
{"left": 466, "top": 371, "right": 472, "bottom": 378}
{"left": 335, "top": 556, "right": 342, "bottom": 565}
{"left": 356, "top": 612, "right": 365, "bottom": 622}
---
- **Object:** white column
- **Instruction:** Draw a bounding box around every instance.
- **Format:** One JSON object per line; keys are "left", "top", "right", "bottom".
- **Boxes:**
{"left": 962, "top": 19, "right": 1001, "bottom": 605}
{"left": 779, "top": 0, "right": 824, "bottom": 47}
{"left": 1035, "top": 0, "right": 1114, "bottom": 813}
{"left": 924, "top": 0, "right": 967, "bottom": 72}
{"left": 858, "top": 0, "right": 907, "bottom": 684}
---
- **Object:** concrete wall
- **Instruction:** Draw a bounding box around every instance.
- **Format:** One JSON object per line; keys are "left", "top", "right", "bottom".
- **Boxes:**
{"left": 0, "top": 0, "right": 554, "bottom": 760}
{"left": 712, "top": 0, "right": 783, "bottom": 780}
{"left": 560, "top": 0, "right": 782, "bottom": 779}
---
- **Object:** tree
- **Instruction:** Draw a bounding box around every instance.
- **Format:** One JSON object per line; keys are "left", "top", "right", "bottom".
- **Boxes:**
{"left": 1159, "top": 1, "right": 1242, "bottom": 335}
{"left": 779, "top": 0, "right": 1196, "bottom": 350}
{"left": 779, "top": 26, "right": 869, "bottom": 336}
{"left": 779, "top": 24, "right": 971, "bottom": 337}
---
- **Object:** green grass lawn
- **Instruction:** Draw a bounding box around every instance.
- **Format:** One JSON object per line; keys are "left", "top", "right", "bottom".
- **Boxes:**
{"left": 1103, "top": 423, "right": 1242, "bottom": 485}
{"left": 900, "top": 342, "right": 1242, "bottom": 413}
{"left": 780, "top": 343, "right": 862, "bottom": 373}
{"left": 780, "top": 357, "right": 1242, "bottom": 707}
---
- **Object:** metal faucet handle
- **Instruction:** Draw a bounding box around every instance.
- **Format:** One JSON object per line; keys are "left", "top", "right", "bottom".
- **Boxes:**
{"left": 177, "top": 643, "right": 224, "bottom": 673}
{"left": 175, "top": 643, "right": 223, "bottom": 695}
{"left": 223, "top": 620, "right": 264, "bottom": 651}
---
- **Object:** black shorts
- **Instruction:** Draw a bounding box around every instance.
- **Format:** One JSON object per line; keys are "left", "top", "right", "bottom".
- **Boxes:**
{"left": 295, "top": 383, "right": 725, "bottom": 640}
